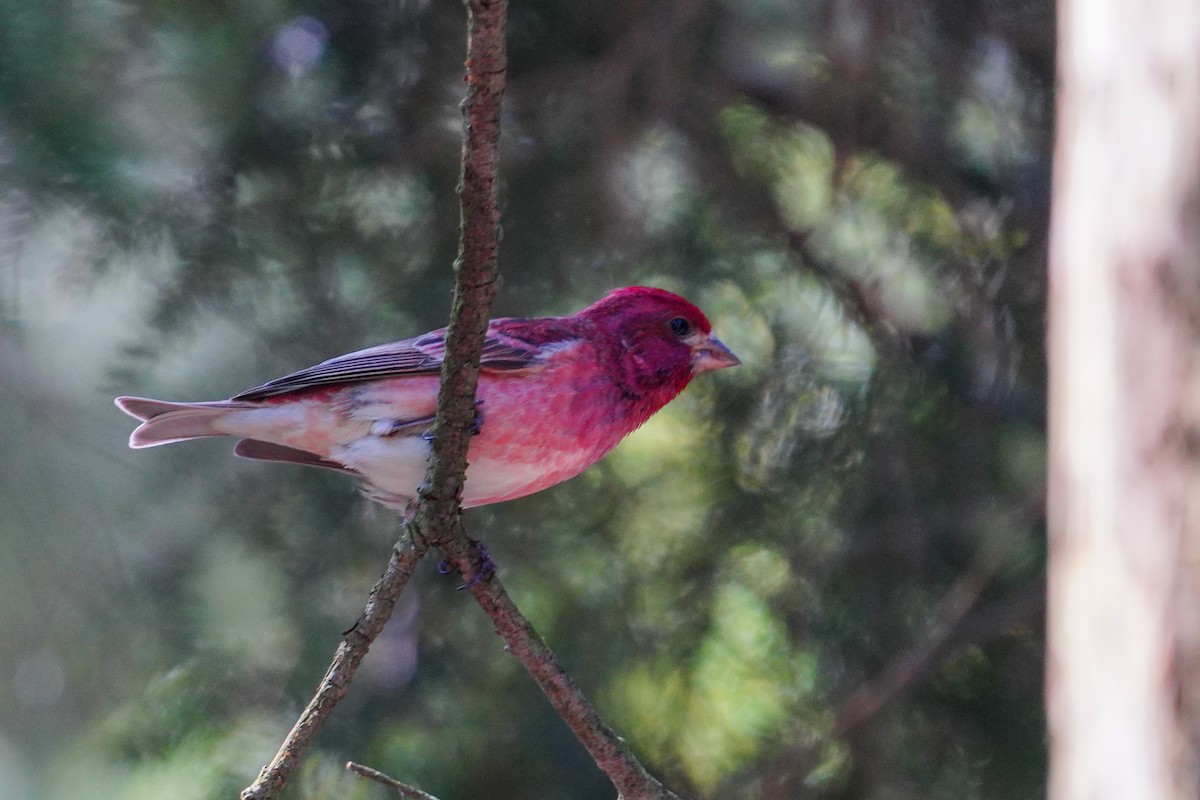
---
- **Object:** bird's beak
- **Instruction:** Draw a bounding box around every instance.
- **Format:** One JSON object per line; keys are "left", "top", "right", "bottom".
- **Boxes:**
{"left": 692, "top": 335, "right": 741, "bottom": 373}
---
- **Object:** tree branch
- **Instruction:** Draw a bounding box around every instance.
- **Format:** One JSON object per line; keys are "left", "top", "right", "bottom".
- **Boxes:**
{"left": 243, "top": 3, "right": 687, "bottom": 799}
{"left": 408, "top": 0, "right": 506, "bottom": 550}
{"left": 830, "top": 552, "right": 1000, "bottom": 737}
{"left": 832, "top": 487, "right": 1045, "bottom": 737}
{"left": 436, "top": 546, "right": 686, "bottom": 800}
{"left": 240, "top": 0, "right": 506, "bottom": 795}
{"left": 347, "top": 761, "right": 443, "bottom": 800}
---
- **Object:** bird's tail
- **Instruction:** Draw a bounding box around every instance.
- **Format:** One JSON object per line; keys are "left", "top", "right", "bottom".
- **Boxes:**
{"left": 115, "top": 396, "right": 252, "bottom": 448}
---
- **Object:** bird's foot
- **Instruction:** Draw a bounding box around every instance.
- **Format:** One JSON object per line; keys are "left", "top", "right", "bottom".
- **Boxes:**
{"left": 460, "top": 539, "right": 496, "bottom": 588}
{"left": 372, "top": 414, "right": 436, "bottom": 438}
{"left": 418, "top": 400, "right": 484, "bottom": 442}
{"left": 436, "top": 539, "right": 496, "bottom": 589}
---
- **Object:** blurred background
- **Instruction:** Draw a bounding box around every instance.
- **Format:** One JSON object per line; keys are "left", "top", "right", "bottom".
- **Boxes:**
{"left": 0, "top": 0, "right": 1049, "bottom": 798}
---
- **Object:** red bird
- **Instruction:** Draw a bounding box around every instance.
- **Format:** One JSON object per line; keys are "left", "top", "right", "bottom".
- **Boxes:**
{"left": 116, "top": 286, "right": 739, "bottom": 511}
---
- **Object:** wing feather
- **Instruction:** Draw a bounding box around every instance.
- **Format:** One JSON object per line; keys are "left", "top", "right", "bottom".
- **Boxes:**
{"left": 232, "top": 319, "right": 576, "bottom": 401}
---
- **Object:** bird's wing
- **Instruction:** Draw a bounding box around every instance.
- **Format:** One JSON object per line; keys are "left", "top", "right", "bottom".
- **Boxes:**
{"left": 232, "top": 320, "right": 574, "bottom": 401}
{"left": 234, "top": 439, "right": 358, "bottom": 472}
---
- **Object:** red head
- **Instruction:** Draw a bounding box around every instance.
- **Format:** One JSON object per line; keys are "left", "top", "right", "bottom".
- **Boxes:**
{"left": 577, "top": 286, "right": 739, "bottom": 415}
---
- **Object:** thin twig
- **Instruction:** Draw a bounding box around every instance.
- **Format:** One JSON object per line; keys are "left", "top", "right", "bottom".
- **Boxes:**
{"left": 831, "top": 487, "right": 1046, "bottom": 737}
{"left": 830, "top": 555, "right": 998, "bottom": 737}
{"left": 346, "top": 761, "right": 443, "bottom": 800}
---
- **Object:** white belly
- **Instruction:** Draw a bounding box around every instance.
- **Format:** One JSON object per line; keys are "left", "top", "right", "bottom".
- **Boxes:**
{"left": 333, "top": 436, "right": 430, "bottom": 509}
{"left": 333, "top": 436, "right": 574, "bottom": 510}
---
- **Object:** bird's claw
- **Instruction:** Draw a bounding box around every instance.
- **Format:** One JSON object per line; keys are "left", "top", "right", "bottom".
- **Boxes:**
{"left": 458, "top": 539, "right": 496, "bottom": 589}
{"left": 373, "top": 415, "right": 435, "bottom": 438}
{"left": 436, "top": 540, "right": 496, "bottom": 588}
{"left": 419, "top": 401, "right": 484, "bottom": 442}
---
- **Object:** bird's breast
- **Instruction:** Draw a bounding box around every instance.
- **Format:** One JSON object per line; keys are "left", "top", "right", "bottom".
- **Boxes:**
{"left": 457, "top": 353, "right": 630, "bottom": 505}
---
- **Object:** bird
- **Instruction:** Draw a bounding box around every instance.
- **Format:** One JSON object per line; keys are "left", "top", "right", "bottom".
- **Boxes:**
{"left": 115, "top": 286, "right": 740, "bottom": 511}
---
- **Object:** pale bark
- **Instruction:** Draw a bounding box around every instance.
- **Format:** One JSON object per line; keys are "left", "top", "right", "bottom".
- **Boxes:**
{"left": 1047, "top": 0, "right": 1200, "bottom": 798}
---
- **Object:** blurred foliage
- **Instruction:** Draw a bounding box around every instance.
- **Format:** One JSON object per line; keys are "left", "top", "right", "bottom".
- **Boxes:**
{"left": 0, "top": 0, "right": 1048, "bottom": 798}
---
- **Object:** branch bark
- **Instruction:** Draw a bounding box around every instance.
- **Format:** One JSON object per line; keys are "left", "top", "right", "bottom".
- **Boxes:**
{"left": 347, "top": 761, "right": 443, "bottom": 800}
{"left": 1047, "top": 0, "right": 1200, "bottom": 797}
{"left": 441, "top": 550, "right": 685, "bottom": 800}
{"left": 408, "top": 0, "right": 506, "bottom": 550}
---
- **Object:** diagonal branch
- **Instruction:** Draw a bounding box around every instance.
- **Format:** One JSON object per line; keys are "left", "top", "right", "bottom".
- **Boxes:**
{"left": 440, "top": 542, "right": 687, "bottom": 800}
{"left": 347, "top": 761, "right": 444, "bottom": 800}
{"left": 832, "top": 487, "right": 1046, "bottom": 737}
{"left": 240, "top": 533, "right": 428, "bottom": 800}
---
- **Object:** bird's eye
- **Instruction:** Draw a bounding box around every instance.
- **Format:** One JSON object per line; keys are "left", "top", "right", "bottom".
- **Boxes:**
{"left": 669, "top": 317, "right": 691, "bottom": 337}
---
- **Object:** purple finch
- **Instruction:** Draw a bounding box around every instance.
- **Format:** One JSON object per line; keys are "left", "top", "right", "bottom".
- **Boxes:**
{"left": 116, "top": 286, "right": 739, "bottom": 510}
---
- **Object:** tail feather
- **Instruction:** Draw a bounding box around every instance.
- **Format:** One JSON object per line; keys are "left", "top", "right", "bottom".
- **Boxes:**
{"left": 115, "top": 396, "right": 251, "bottom": 448}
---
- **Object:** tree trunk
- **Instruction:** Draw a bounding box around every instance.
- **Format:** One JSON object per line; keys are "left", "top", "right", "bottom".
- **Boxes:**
{"left": 1047, "top": 0, "right": 1200, "bottom": 798}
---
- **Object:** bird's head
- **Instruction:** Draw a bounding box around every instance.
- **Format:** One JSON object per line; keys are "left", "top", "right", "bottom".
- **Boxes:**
{"left": 580, "top": 286, "right": 740, "bottom": 404}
